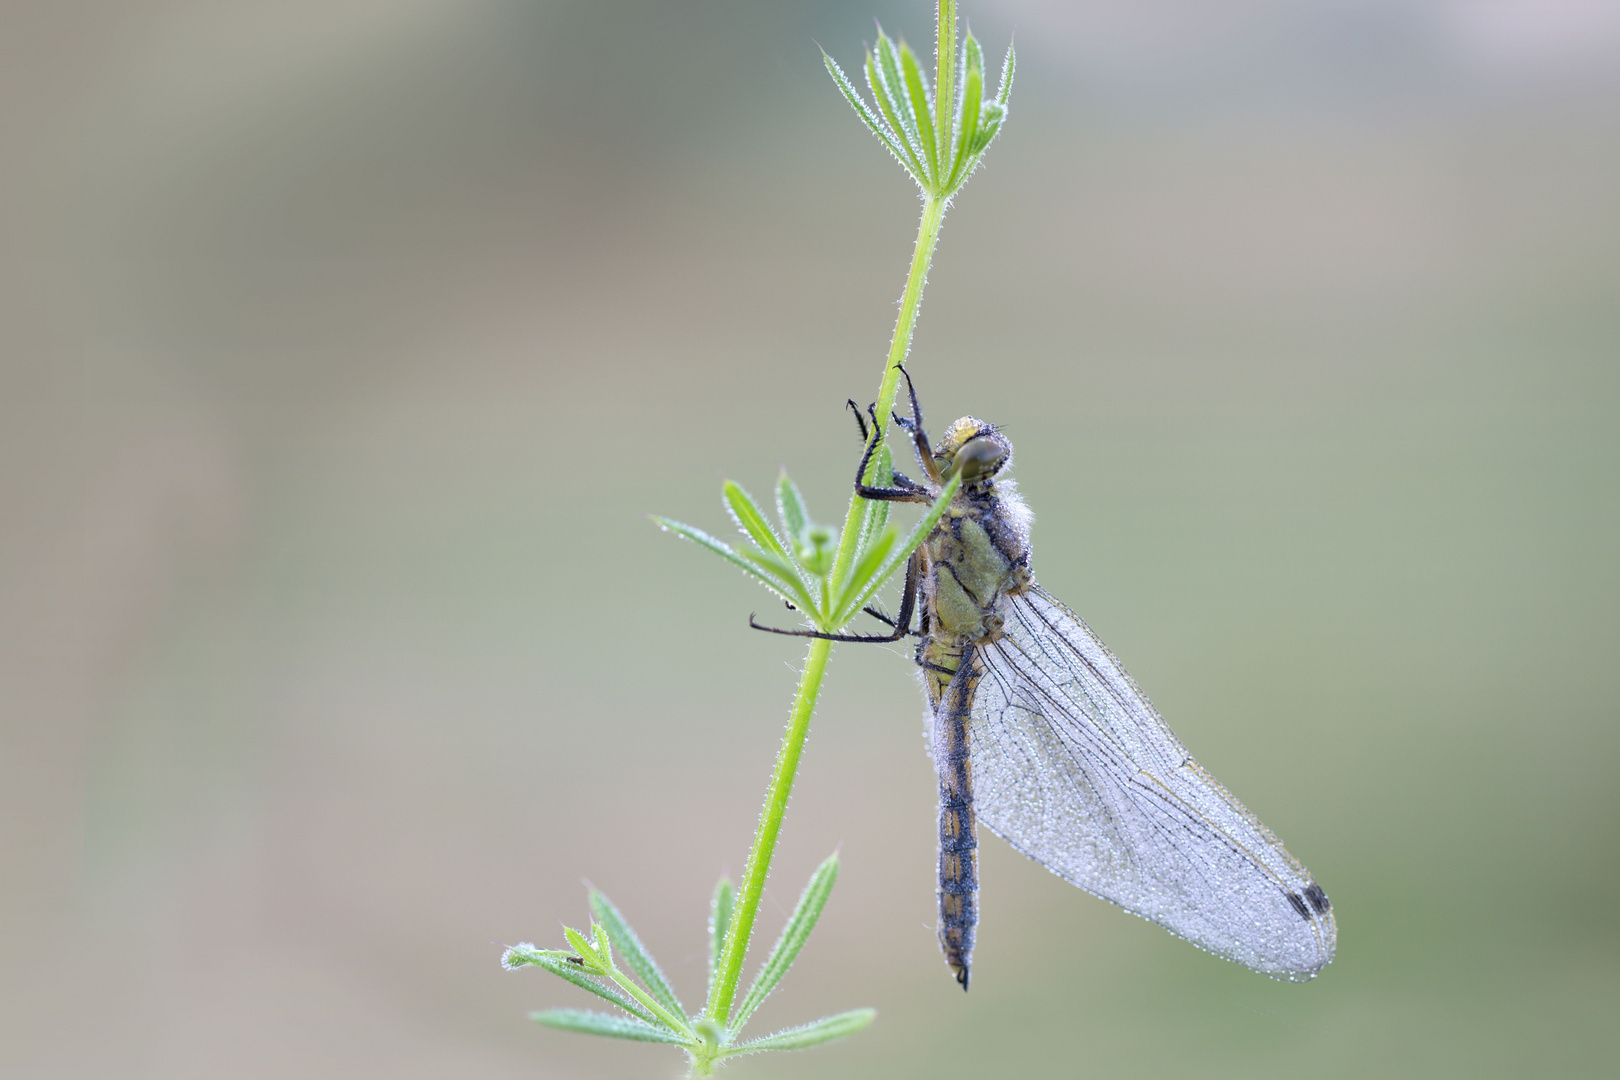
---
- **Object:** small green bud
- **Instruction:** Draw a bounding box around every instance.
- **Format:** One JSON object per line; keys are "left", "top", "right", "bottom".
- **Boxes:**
{"left": 797, "top": 525, "right": 836, "bottom": 577}
{"left": 693, "top": 1017, "right": 724, "bottom": 1053}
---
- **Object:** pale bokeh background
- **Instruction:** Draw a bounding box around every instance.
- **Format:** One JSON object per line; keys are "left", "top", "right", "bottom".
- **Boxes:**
{"left": 3, "top": 1, "right": 1617, "bottom": 1077}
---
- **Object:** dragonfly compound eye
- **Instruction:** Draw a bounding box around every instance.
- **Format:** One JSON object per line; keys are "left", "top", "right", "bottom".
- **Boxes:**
{"left": 950, "top": 436, "right": 1007, "bottom": 482}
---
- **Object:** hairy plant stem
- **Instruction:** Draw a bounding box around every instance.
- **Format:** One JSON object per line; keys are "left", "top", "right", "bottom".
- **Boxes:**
{"left": 706, "top": 635, "right": 832, "bottom": 1028}
{"left": 934, "top": 0, "right": 958, "bottom": 171}
{"left": 828, "top": 191, "right": 948, "bottom": 587}
{"left": 703, "top": 189, "right": 950, "bottom": 1032}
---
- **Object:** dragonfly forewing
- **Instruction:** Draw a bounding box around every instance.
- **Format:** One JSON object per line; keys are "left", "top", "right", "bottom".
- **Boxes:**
{"left": 968, "top": 586, "right": 1337, "bottom": 981}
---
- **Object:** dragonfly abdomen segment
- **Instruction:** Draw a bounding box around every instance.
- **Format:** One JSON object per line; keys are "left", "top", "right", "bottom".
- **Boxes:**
{"left": 934, "top": 642, "right": 984, "bottom": 990}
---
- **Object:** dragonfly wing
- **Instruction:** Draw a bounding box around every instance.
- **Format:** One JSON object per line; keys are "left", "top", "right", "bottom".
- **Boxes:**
{"left": 970, "top": 586, "right": 1336, "bottom": 981}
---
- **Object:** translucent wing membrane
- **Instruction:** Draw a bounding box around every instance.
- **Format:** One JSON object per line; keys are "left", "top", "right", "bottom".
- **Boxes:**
{"left": 965, "top": 586, "right": 1336, "bottom": 980}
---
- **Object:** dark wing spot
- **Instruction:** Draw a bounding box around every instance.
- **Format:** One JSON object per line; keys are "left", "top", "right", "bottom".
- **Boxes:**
{"left": 1304, "top": 883, "right": 1331, "bottom": 913}
{"left": 1287, "top": 891, "right": 1311, "bottom": 920}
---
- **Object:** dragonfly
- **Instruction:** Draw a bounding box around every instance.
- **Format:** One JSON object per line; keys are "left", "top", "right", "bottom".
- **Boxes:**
{"left": 753, "top": 369, "right": 1336, "bottom": 989}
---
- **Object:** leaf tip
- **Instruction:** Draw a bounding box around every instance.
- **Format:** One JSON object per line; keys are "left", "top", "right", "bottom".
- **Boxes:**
{"left": 500, "top": 942, "right": 539, "bottom": 971}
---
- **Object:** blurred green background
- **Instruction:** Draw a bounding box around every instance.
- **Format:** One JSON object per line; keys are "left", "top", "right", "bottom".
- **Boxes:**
{"left": 3, "top": 1, "right": 1617, "bottom": 1076}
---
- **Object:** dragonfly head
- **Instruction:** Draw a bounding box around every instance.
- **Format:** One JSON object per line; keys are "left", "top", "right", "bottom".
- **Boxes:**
{"left": 936, "top": 417, "right": 1012, "bottom": 488}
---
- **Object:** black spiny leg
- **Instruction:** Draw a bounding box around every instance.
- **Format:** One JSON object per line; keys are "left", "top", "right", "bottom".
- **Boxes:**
{"left": 853, "top": 408, "right": 929, "bottom": 503}
{"left": 893, "top": 364, "right": 943, "bottom": 484}
{"left": 859, "top": 605, "right": 920, "bottom": 637}
{"left": 748, "top": 551, "right": 922, "bottom": 643}
{"left": 846, "top": 399, "right": 869, "bottom": 443}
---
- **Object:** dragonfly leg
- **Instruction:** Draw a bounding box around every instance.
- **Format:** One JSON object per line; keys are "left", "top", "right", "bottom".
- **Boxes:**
{"left": 746, "top": 551, "right": 921, "bottom": 644}
{"left": 874, "top": 551, "right": 922, "bottom": 636}
{"left": 851, "top": 376, "right": 932, "bottom": 503}
{"left": 845, "top": 398, "right": 868, "bottom": 443}
{"left": 748, "top": 617, "right": 908, "bottom": 642}
{"left": 853, "top": 416, "right": 929, "bottom": 502}
{"left": 860, "top": 606, "right": 920, "bottom": 637}
{"left": 887, "top": 470, "right": 929, "bottom": 495}
{"left": 861, "top": 607, "right": 895, "bottom": 627}
{"left": 894, "top": 364, "right": 943, "bottom": 484}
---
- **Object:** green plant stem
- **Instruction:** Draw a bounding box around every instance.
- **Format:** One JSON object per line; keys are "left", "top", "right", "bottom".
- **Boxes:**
{"left": 706, "top": 635, "right": 832, "bottom": 1027}
{"left": 706, "top": 188, "right": 950, "bottom": 1025}
{"left": 608, "top": 968, "right": 692, "bottom": 1037}
{"left": 828, "top": 190, "right": 948, "bottom": 590}
{"left": 705, "top": 187, "right": 950, "bottom": 1029}
{"left": 702, "top": 4, "right": 957, "bottom": 1041}
{"left": 934, "top": 0, "right": 957, "bottom": 167}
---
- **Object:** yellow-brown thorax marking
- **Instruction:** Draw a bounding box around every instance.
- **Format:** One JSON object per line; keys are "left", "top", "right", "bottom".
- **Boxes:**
{"left": 920, "top": 500, "right": 1032, "bottom": 709}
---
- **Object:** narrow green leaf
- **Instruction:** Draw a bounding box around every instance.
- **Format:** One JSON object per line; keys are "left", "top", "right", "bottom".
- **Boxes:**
{"left": 971, "top": 102, "right": 1004, "bottom": 155}
{"left": 725, "top": 481, "right": 822, "bottom": 611}
{"left": 856, "top": 497, "right": 891, "bottom": 574}
{"left": 822, "top": 51, "right": 914, "bottom": 171}
{"left": 995, "top": 38, "right": 1016, "bottom": 108}
{"left": 730, "top": 853, "right": 840, "bottom": 1034}
{"left": 519, "top": 953, "right": 663, "bottom": 1027}
{"left": 532, "top": 1009, "right": 691, "bottom": 1045}
{"left": 708, "top": 875, "right": 735, "bottom": 1004}
{"left": 947, "top": 56, "right": 982, "bottom": 191}
{"left": 652, "top": 518, "right": 811, "bottom": 610}
{"left": 962, "top": 27, "right": 985, "bottom": 91}
{"left": 967, "top": 41, "right": 1013, "bottom": 158}
{"left": 562, "top": 925, "right": 599, "bottom": 966}
{"left": 590, "top": 890, "right": 685, "bottom": 1022}
{"left": 871, "top": 30, "right": 923, "bottom": 165}
{"left": 652, "top": 517, "right": 738, "bottom": 561}
{"left": 833, "top": 525, "right": 897, "bottom": 619}
{"left": 863, "top": 48, "right": 926, "bottom": 182}
{"left": 942, "top": 35, "right": 1012, "bottom": 188}
{"left": 737, "top": 546, "right": 811, "bottom": 605}
{"left": 897, "top": 39, "right": 937, "bottom": 181}
{"left": 775, "top": 471, "right": 809, "bottom": 546}
{"left": 958, "top": 28, "right": 984, "bottom": 148}
{"left": 836, "top": 473, "right": 959, "bottom": 624}
{"left": 654, "top": 518, "right": 806, "bottom": 605}
{"left": 723, "top": 481, "right": 797, "bottom": 573}
{"left": 724, "top": 1009, "right": 877, "bottom": 1056}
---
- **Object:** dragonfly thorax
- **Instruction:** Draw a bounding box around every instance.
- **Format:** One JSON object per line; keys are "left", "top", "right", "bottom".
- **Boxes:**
{"left": 920, "top": 423, "right": 1034, "bottom": 654}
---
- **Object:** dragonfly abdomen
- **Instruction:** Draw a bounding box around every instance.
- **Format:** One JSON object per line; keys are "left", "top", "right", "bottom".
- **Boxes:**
{"left": 933, "top": 641, "right": 984, "bottom": 990}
